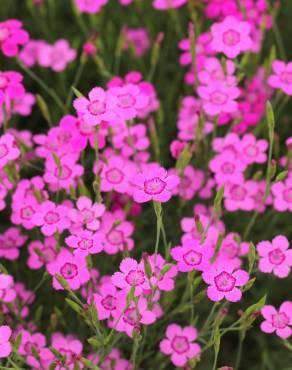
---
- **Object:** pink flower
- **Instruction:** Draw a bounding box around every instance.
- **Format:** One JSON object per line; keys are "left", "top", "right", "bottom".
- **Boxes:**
{"left": 224, "top": 181, "right": 256, "bottom": 212}
{"left": 32, "top": 200, "right": 70, "bottom": 236}
{"left": 108, "top": 84, "right": 149, "bottom": 120}
{"left": 268, "top": 60, "right": 292, "bottom": 96}
{"left": 50, "top": 333, "right": 83, "bottom": 369}
{"left": 198, "top": 83, "right": 240, "bottom": 116}
{"left": 170, "top": 166, "right": 204, "bottom": 200}
{"left": 38, "top": 39, "right": 76, "bottom": 72}
{"left": 0, "top": 133, "right": 21, "bottom": 169}
{"left": 0, "top": 71, "right": 25, "bottom": 102}
{"left": 73, "top": 87, "right": 115, "bottom": 126}
{"left": 68, "top": 196, "right": 105, "bottom": 231}
{"left": 44, "top": 154, "right": 84, "bottom": 190}
{"left": 209, "top": 151, "right": 246, "bottom": 185}
{"left": 0, "top": 325, "right": 12, "bottom": 358}
{"left": 0, "top": 273, "right": 16, "bottom": 303}
{"left": 0, "top": 19, "right": 29, "bottom": 57}
{"left": 27, "top": 237, "right": 57, "bottom": 269}
{"left": 100, "top": 156, "right": 134, "bottom": 194}
{"left": 47, "top": 248, "right": 90, "bottom": 290}
{"left": 239, "top": 133, "right": 268, "bottom": 164}
{"left": 65, "top": 229, "right": 103, "bottom": 257}
{"left": 210, "top": 16, "right": 252, "bottom": 58}
{"left": 202, "top": 263, "right": 249, "bottom": 302}
{"left": 99, "top": 210, "right": 134, "bottom": 254}
{"left": 132, "top": 165, "right": 180, "bottom": 203}
{"left": 261, "top": 302, "right": 292, "bottom": 339}
{"left": 153, "top": 0, "right": 187, "bottom": 10}
{"left": 111, "top": 257, "right": 148, "bottom": 296}
{"left": 257, "top": 235, "right": 292, "bottom": 278}
{"left": 75, "top": 0, "right": 108, "bottom": 13}
{"left": 170, "top": 140, "right": 187, "bottom": 159}
{"left": 145, "top": 254, "right": 177, "bottom": 292}
{"left": 170, "top": 239, "right": 213, "bottom": 272}
{"left": 123, "top": 27, "right": 150, "bottom": 57}
{"left": 159, "top": 324, "right": 201, "bottom": 367}
{"left": 0, "top": 227, "right": 27, "bottom": 260}
{"left": 93, "top": 281, "right": 119, "bottom": 320}
{"left": 110, "top": 292, "right": 157, "bottom": 337}
{"left": 271, "top": 177, "right": 292, "bottom": 212}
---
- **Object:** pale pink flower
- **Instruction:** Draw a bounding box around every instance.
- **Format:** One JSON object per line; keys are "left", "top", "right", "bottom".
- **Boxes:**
{"left": 38, "top": 39, "right": 76, "bottom": 72}
{"left": 111, "top": 257, "right": 148, "bottom": 296}
{"left": 159, "top": 324, "right": 201, "bottom": 367}
{"left": 0, "top": 133, "right": 21, "bottom": 169}
{"left": 261, "top": 302, "right": 292, "bottom": 339}
{"left": 239, "top": 133, "right": 268, "bottom": 164}
{"left": 224, "top": 181, "right": 256, "bottom": 212}
{"left": 209, "top": 151, "right": 246, "bottom": 185}
{"left": 268, "top": 60, "right": 292, "bottom": 96}
{"left": 75, "top": 0, "right": 108, "bottom": 13}
{"left": 257, "top": 235, "right": 292, "bottom": 278}
{"left": 47, "top": 248, "right": 90, "bottom": 290}
{"left": 0, "top": 325, "right": 12, "bottom": 358}
{"left": 202, "top": 263, "right": 249, "bottom": 302}
{"left": 66, "top": 229, "right": 103, "bottom": 257}
{"left": 27, "top": 237, "right": 57, "bottom": 269}
{"left": 32, "top": 200, "right": 70, "bottom": 236}
{"left": 153, "top": 0, "right": 187, "bottom": 10}
{"left": 210, "top": 16, "right": 252, "bottom": 58}
{"left": 132, "top": 165, "right": 180, "bottom": 203}
{"left": 271, "top": 177, "right": 292, "bottom": 212}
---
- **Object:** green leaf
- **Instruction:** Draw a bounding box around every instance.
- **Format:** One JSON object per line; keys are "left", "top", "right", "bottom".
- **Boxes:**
{"left": 214, "top": 186, "right": 225, "bottom": 215}
{"left": 36, "top": 94, "right": 52, "bottom": 127}
{"left": 71, "top": 86, "right": 84, "bottom": 98}
{"left": 275, "top": 170, "right": 288, "bottom": 182}
{"left": 266, "top": 100, "right": 275, "bottom": 136}
{"left": 241, "top": 294, "right": 266, "bottom": 322}
{"left": 248, "top": 242, "right": 256, "bottom": 274}
{"left": 65, "top": 298, "right": 83, "bottom": 315}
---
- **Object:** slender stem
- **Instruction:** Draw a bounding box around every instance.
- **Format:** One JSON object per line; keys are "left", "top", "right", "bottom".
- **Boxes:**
{"left": 65, "top": 55, "right": 86, "bottom": 109}
{"left": 234, "top": 333, "right": 244, "bottom": 370}
{"left": 17, "top": 59, "right": 66, "bottom": 113}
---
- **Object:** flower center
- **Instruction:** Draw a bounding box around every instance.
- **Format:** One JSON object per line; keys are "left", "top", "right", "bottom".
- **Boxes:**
{"left": 272, "top": 312, "right": 289, "bottom": 329}
{"left": 20, "top": 205, "right": 35, "bottom": 220}
{"left": 81, "top": 208, "right": 95, "bottom": 223}
{"left": 210, "top": 91, "right": 228, "bottom": 105}
{"left": 123, "top": 307, "right": 141, "bottom": 327}
{"left": 230, "top": 185, "right": 246, "bottom": 201}
{"left": 117, "top": 93, "right": 135, "bottom": 108}
{"left": 105, "top": 168, "right": 124, "bottom": 184}
{"left": 77, "top": 238, "right": 93, "bottom": 250}
{"left": 54, "top": 165, "right": 72, "bottom": 180}
{"left": 183, "top": 250, "right": 202, "bottom": 266}
{"left": 60, "top": 262, "right": 78, "bottom": 279}
{"left": 214, "top": 271, "right": 236, "bottom": 292}
{"left": 171, "top": 335, "right": 190, "bottom": 354}
{"left": 106, "top": 229, "right": 124, "bottom": 245}
{"left": 44, "top": 211, "right": 60, "bottom": 225}
{"left": 125, "top": 269, "right": 145, "bottom": 286}
{"left": 101, "top": 294, "right": 117, "bottom": 310}
{"left": 222, "top": 243, "right": 240, "bottom": 258}
{"left": 221, "top": 162, "right": 235, "bottom": 174}
{"left": 88, "top": 100, "right": 106, "bottom": 115}
{"left": 144, "top": 177, "right": 167, "bottom": 195}
{"left": 222, "top": 29, "right": 240, "bottom": 46}
{"left": 280, "top": 71, "right": 292, "bottom": 85}
{"left": 283, "top": 188, "right": 292, "bottom": 203}
{"left": 39, "top": 247, "right": 56, "bottom": 263}
{"left": 244, "top": 144, "right": 259, "bottom": 157}
{"left": 268, "top": 248, "right": 285, "bottom": 265}
{"left": 0, "top": 143, "right": 9, "bottom": 159}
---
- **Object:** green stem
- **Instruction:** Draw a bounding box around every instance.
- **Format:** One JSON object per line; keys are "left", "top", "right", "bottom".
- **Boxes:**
{"left": 65, "top": 55, "right": 86, "bottom": 109}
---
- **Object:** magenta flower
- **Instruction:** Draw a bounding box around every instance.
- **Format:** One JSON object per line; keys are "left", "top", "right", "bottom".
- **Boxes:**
{"left": 93, "top": 282, "right": 119, "bottom": 320}
{"left": 110, "top": 292, "right": 156, "bottom": 337}
{"left": 99, "top": 210, "right": 134, "bottom": 254}
{"left": 0, "top": 133, "right": 21, "bottom": 169}
{"left": 202, "top": 263, "right": 249, "bottom": 302}
{"left": 38, "top": 39, "right": 76, "bottom": 72}
{"left": 0, "top": 19, "right": 29, "bottom": 57}
{"left": 224, "top": 181, "right": 256, "bottom": 212}
{"left": 0, "top": 71, "right": 25, "bottom": 102}
{"left": 159, "top": 324, "right": 201, "bottom": 367}
{"left": 50, "top": 333, "right": 83, "bottom": 369}
{"left": 268, "top": 60, "right": 292, "bottom": 96}
{"left": 32, "top": 200, "right": 70, "bottom": 236}
{"left": 73, "top": 87, "right": 115, "bottom": 126}
{"left": 209, "top": 150, "right": 246, "bottom": 185}
{"left": 146, "top": 254, "right": 178, "bottom": 292}
{"left": 75, "top": 0, "right": 108, "bottom": 13}
{"left": 27, "top": 237, "right": 57, "bottom": 269}
{"left": 257, "top": 235, "right": 292, "bottom": 278}
{"left": 47, "top": 248, "right": 90, "bottom": 290}
{"left": 198, "top": 83, "right": 240, "bottom": 116}
{"left": 271, "top": 177, "right": 292, "bottom": 212}
{"left": 0, "top": 325, "right": 12, "bottom": 358}
{"left": 123, "top": 27, "right": 150, "bottom": 57}
{"left": 153, "top": 0, "right": 187, "bottom": 10}
{"left": 44, "top": 154, "right": 84, "bottom": 190}
{"left": 132, "top": 165, "right": 180, "bottom": 203}
{"left": 111, "top": 257, "right": 148, "bottom": 296}
{"left": 100, "top": 156, "right": 134, "bottom": 194}
{"left": 0, "top": 227, "right": 27, "bottom": 260}
{"left": 239, "top": 133, "right": 268, "bottom": 164}
{"left": 261, "top": 302, "right": 292, "bottom": 339}
{"left": 210, "top": 16, "right": 252, "bottom": 58}
{"left": 65, "top": 229, "right": 103, "bottom": 257}
{"left": 108, "top": 83, "right": 149, "bottom": 120}
{"left": 0, "top": 273, "right": 16, "bottom": 303}
{"left": 170, "top": 239, "right": 213, "bottom": 272}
